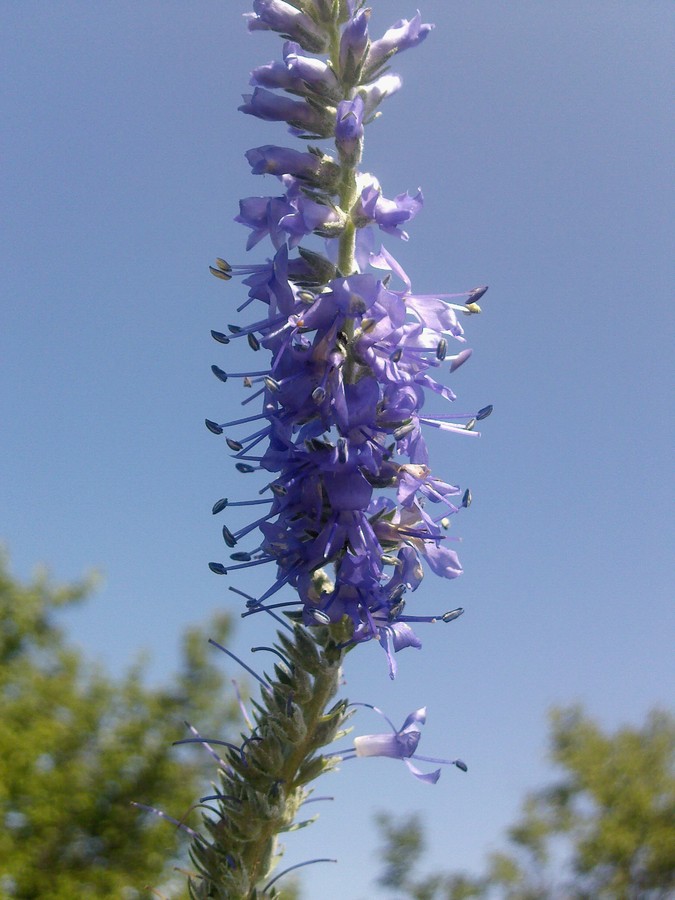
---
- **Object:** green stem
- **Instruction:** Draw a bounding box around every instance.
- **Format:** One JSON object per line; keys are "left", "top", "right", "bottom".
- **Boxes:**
{"left": 188, "top": 629, "right": 349, "bottom": 899}
{"left": 242, "top": 650, "right": 344, "bottom": 892}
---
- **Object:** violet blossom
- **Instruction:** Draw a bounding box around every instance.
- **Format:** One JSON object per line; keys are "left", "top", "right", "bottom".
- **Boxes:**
{"left": 347, "top": 705, "right": 468, "bottom": 784}
{"left": 208, "top": 1, "right": 491, "bottom": 680}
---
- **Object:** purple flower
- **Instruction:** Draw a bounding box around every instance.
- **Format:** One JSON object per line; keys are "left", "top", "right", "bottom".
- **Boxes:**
{"left": 245, "top": 0, "right": 329, "bottom": 55}
{"left": 364, "top": 12, "right": 434, "bottom": 75}
{"left": 250, "top": 42, "right": 340, "bottom": 100}
{"left": 354, "top": 175, "right": 423, "bottom": 240}
{"left": 207, "top": 1, "right": 490, "bottom": 678}
{"left": 245, "top": 144, "right": 340, "bottom": 191}
{"left": 349, "top": 706, "right": 468, "bottom": 783}
{"left": 359, "top": 73, "right": 403, "bottom": 119}
{"left": 236, "top": 196, "right": 293, "bottom": 250}
{"left": 240, "top": 87, "right": 335, "bottom": 137}
{"left": 339, "top": 8, "right": 371, "bottom": 83}
{"left": 335, "top": 96, "right": 364, "bottom": 163}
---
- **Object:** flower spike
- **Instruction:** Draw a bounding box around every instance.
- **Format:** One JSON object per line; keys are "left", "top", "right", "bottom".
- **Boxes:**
{"left": 164, "top": 3, "right": 490, "bottom": 895}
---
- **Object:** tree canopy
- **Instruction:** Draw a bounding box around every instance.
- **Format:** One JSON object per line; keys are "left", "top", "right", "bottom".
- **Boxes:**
{"left": 0, "top": 549, "right": 241, "bottom": 899}
{"left": 377, "top": 706, "right": 675, "bottom": 900}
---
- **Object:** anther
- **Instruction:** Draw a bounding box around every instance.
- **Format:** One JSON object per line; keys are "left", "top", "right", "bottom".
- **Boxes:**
{"left": 393, "top": 420, "right": 415, "bottom": 440}
{"left": 310, "top": 610, "right": 331, "bottom": 624}
{"left": 222, "top": 526, "right": 237, "bottom": 547}
{"left": 449, "top": 348, "right": 473, "bottom": 373}
{"left": 442, "top": 607, "right": 464, "bottom": 623}
{"left": 211, "top": 330, "right": 230, "bottom": 344}
{"left": 205, "top": 419, "right": 224, "bottom": 435}
{"left": 388, "top": 583, "right": 407, "bottom": 602}
{"left": 209, "top": 265, "right": 231, "bottom": 281}
{"left": 467, "top": 285, "right": 487, "bottom": 304}
{"left": 462, "top": 489, "right": 472, "bottom": 508}
{"left": 477, "top": 404, "right": 493, "bottom": 420}
{"left": 211, "top": 365, "right": 228, "bottom": 382}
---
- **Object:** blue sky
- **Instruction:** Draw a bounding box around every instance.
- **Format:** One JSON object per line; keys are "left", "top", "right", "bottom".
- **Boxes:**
{"left": 2, "top": 1, "right": 673, "bottom": 897}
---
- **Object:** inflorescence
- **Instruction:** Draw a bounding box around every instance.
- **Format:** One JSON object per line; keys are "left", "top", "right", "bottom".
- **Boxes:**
{"left": 207, "top": 0, "right": 491, "bottom": 679}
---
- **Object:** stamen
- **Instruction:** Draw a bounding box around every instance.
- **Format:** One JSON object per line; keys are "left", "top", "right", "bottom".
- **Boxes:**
{"left": 211, "top": 366, "right": 271, "bottom": 382}
{"left": 240, "top": 385, "right": 266, "bottom": 406}
{"left": 449, "top": 348, "right": 473, "bottom": 372}
{"left": 223, "top": 555, "right": 275, "bottom": 573}
{"left": 250, "top": 646, "right": 292, "bottom": 669}
{"left": 418, "top": 416, "right": 481, "bottom": 437}
{"left": 263, "top": 859, "right": 337, "bottom": 894}
{"left": 183, "top": 721, "right": 231, "bottom": 770}
{"left": 198, "top": 793, "right": 242, "bottom": 805}
{"left": 173, "top": 736, "right": 247, "bottom": 766}
{"left": 232, "top": 510, "right": 277, "bottom": 541}
{"left": 130, "top": 803, "right": 203, "bottom": 842}
{"left": 212, "top": 497, "right": 272, "bottom": 514}
{"left": 208, "top": 638, "right": 270, "bottom": 689}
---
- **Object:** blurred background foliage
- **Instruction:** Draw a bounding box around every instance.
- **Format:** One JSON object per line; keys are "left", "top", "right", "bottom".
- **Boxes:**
{"left": 0, "top": 549, "right": 244, "bottom": 899}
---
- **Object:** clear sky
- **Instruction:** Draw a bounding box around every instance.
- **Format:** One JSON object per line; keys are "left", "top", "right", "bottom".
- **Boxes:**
{"left": 2, "top": 1, "right": 673, "bottom": 897}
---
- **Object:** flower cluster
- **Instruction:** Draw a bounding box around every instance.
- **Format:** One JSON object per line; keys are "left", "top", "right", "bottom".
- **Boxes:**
{"left": 208, "top": 0, "right": 490, "bottom": 678}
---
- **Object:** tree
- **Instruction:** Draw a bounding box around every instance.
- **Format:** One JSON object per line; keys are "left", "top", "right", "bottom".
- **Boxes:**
{"left": 0, "top": 549, "right": 243, "bottom": 899}
{"left": 376, "top": 706, "right": 675, "bottom": 900}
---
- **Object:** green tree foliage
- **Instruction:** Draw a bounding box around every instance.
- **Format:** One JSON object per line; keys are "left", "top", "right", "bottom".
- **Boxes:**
{"left": 376, "top": 706, "right": 675, "bottom": 900}
{"left": 0, "top": 549, "right": 243, "bottom": 899}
